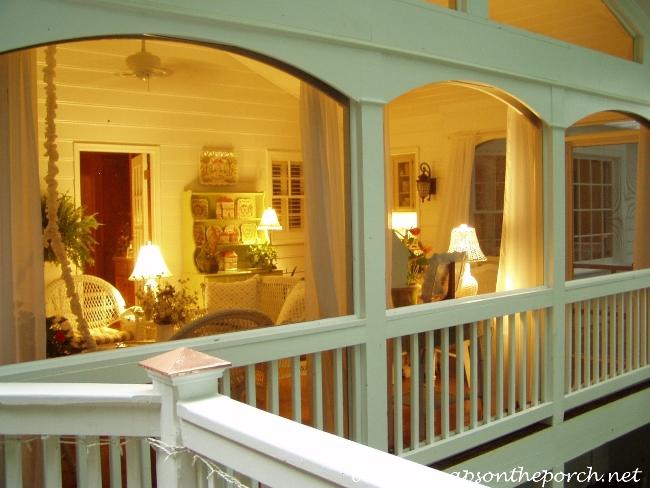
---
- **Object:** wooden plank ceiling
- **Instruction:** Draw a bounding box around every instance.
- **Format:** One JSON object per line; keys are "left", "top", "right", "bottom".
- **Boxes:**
{"left": 425, "top": 0, "right": 634, "bottom": 61}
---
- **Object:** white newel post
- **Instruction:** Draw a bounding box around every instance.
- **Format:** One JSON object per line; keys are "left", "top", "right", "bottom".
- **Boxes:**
{"left": 139, "top": 347, "right": 231, "bottom": 488}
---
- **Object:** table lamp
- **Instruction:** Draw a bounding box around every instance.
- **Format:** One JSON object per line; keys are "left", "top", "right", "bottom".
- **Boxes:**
{"left": 129, "top": 241, "right": 172, "bottom": 291}
{"left": 447, "top": 224, "right": 487, "bottom": 298}
{"left": 391, "top": 212, "right": 418, "bottom": 235}
{"left": 258, "top": 207, "right": 282, "bottom": 245}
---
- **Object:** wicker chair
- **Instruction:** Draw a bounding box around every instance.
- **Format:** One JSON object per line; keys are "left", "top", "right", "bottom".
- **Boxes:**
{"left": 170, "top": 309, "right": 275, "bottom": 406}
{"left": 44, "top": 275, "right": 132, "bottom": 345}
{"left": 169, "top": 309, "right": 274, "bottom": 340}
{"left": 202, "top": 274, "right": 303, "bottom": 324}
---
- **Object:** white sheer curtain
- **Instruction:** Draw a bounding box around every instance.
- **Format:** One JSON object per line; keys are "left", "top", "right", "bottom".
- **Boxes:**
{"left": 299, "top": 81, "right": 349, "bottom": 319}
{"left": 634, "top": 125, "right": 650, "bottom": 270}
{"left": 0, "top": 49, "right": 46, "bottom": 365}
{"left": 433, "top": 131, "right": 476, "bottom": 253}
{"left": 496, "top": 107, "right": 543, "bottom": 291}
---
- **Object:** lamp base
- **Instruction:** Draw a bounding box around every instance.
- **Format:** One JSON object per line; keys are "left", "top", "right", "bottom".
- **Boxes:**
{"left": 456, "top": 262, "right": 478, "bottom": 298}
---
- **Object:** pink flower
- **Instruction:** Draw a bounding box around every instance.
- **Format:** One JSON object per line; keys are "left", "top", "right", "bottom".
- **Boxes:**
{"left": 410, "top": 228, "right": 421, "bottom": 236}
{"left": 422, "top": 244, "right": 433, "bottom": 256}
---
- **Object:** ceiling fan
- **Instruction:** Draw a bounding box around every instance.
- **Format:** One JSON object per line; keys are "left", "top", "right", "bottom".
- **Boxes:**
{"left": 119, "top": 39, "right": 172, "bottom": 81}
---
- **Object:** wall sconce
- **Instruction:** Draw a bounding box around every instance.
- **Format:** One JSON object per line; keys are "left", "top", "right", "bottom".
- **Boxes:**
{"left": 416, "top": 162, "right": 436, "bottom": 202}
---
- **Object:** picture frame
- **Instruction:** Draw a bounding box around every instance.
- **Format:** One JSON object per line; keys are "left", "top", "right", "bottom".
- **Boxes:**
{"left": 199, "top": 151, "right": 238, "bottom": 185}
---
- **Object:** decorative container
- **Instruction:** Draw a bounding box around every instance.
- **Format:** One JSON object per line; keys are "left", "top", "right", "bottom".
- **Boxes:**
{"left": 190, "top": 198, "right": 209, "bottom": 220}
{"left": 220, "top": 250, "right": 238, "bottom": 271}
{"left": 221, "top": 200, "right": 235, "bottom": 219}
{"left": 156, "top": 323, "right": 175, "bottom": 342}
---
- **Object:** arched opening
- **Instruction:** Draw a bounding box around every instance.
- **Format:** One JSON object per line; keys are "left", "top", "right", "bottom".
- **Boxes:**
{"left": 2, "top": 36, "right": 351, "bottom": 362}
{"left": 565, "top": 110, "right": 650, "bottom": 280}
{"left": 386, "top": 81, "right": 543, "bottom": 307}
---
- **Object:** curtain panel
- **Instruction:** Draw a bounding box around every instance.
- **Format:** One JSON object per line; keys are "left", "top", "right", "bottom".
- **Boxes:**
{"left": 0, "top": 49, "right": 46, "bottom": 365}
{"left": 299, "top": 82, "right": 349, "bottom": 320}
{"left": 434, "top": 131, "right": 477, "bottom": 254}
{"left": 496, "top": 108, "right": 543, "bottom": 292}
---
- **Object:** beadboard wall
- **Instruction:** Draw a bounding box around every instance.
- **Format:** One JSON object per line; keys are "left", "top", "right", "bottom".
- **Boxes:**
{"left": 35, "top": 38, "right": 302, "bottom": 278}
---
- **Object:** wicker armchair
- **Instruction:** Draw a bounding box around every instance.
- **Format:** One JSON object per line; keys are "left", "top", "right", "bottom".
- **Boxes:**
{"left": 44, "top": 275, "right": 133, "bottom": 345}
{"left": 170, "top": 309, "right": 275, "bottom": 406}
{"left": 202, "top": 274, "right": 303, "bottom": 323}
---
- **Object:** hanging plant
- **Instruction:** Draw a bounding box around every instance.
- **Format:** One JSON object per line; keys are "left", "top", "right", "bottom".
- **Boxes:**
{"left": 41, "top": 193, "right": 100, "bottom": 271}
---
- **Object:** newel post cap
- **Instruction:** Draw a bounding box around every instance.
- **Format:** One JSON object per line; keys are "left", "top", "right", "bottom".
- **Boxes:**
{"left": 139, "top": 347, "right": 231, "bottom": 399}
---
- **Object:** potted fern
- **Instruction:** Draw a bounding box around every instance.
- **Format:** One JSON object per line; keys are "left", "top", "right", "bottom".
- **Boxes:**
{"left": 41, "top": 193, "right": 100, "bottom": 272}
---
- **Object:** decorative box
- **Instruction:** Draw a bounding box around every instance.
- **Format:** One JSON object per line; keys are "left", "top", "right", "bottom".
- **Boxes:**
{"left": 219, "top": 197, "right": 235, "bottom": 219}
{"left": 236, "top": 198, "right": 255, "bottom": 219}
{"left": 219, "top": 251, "right": 238, "bottom": 271}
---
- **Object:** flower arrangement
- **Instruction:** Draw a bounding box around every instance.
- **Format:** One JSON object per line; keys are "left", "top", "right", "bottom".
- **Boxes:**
{"left": 46, "top": 316, "right": 83, "bottom": 358}
{"left": 246, "top": 242, "right": 278, "bottom": 270}
{"left": 41, "top": 193, "right": 100, "bottom": 271}
{"left": 398, "top": 227, "right": 432, "bottom": 285}
{"left": 135, "top": 279, "right": 200, "bottom": 326}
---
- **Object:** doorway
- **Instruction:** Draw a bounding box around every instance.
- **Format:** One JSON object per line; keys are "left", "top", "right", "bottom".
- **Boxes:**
{"left": 80, "top": 151, "right": 132, "bottom": 284}
{"left": 75, "top": 144, "right": 159, "bottom": 306}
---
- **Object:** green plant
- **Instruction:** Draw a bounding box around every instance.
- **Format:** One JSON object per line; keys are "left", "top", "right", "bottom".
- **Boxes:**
{"left": 246, "top": 242, "right": 278, "bottom": 270}
{"left": 398, "top": 227, "right": 432, "bottom": 285}
{"left": 42, "top": 193, "right": 100, "bottom": 271}
{"left": 135, "top": 279, "right": 200, "bottom": 325}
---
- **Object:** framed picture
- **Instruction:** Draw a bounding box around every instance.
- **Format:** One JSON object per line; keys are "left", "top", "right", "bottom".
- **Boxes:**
{"left": 199, "top": 151, "right": 238, "bottom": 185}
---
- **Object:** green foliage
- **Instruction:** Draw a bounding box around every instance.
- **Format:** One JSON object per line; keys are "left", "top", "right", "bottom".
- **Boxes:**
{"left": 246, "top": 242, "right": 278, "bottom": 270}
{"left": 135, "top": 279, "right": 200, "bottom": 325}
{"left": 42, "top": 193, "right": 100, "bottom": 271}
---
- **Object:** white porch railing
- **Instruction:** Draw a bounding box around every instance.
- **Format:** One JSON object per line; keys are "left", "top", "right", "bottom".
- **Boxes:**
{"left": 1, "top": 271, "right": 650, "bottom": 480}
{"left": 565, "top": 271, "right": 650, "bottom": 410}
{"left": 0, "top": 348, "right": 485, "bottom": 488}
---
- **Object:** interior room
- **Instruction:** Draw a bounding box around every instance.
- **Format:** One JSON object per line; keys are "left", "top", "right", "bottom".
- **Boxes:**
{"left": 386, "top": 82, "right": 543, "bottom": 306}
{"left": 36, "top": 37, "right": 351, "bottom": 347}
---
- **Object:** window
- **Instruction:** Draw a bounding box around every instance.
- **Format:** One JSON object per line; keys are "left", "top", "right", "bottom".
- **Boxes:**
{"left": 572, "top": 155, "right": 615, "bottom": 262}
{"left": 271, "top": 158, "right": 305, "bottom": 234}
{"left": 565, "top": 111, "right": 639, "bottom": 280}
{"left": 472, "top": 139, "right": 506, "bottom": 257}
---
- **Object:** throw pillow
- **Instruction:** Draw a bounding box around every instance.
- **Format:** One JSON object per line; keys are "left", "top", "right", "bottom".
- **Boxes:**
{"left": 275, "top": 280, "right": 306, "bottom": 325}
{"left": 204, "top": 277, "right": 260, "bottom": 312}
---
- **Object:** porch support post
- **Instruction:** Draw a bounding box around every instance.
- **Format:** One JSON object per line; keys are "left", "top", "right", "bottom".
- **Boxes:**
{"left": 548, "top": 87, "right": 568, "bottom": 426}
{"left": 139, "top": 347, "right": 231, "bottom": 488}
{"left": 354, "top": 98, "right": 389, "bottom": 450}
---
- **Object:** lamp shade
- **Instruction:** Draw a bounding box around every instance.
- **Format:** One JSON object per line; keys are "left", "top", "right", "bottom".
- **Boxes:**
{"left": 448, "top": 224, "right": 487, "bottom": 263}
{"left": 129, "top": 241, "right": 172, "bottom": 281}
{"left": 258, "top": 207, "right": 283, "bottom": 231}
{"left": 391, "top": 212, "right": 418, "bottom": 231}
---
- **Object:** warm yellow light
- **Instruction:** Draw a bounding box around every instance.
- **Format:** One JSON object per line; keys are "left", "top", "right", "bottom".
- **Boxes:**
{"left": 448, "top": 224, "right": 487, "bottom": 263}
{"left": 391, "top": 212, "right": 418, "bottom": 232}
{"left": 448, "top": 224, "right": 486, "bottom": 298}
{"left": 258, "top": 207, "right": 283, "bottom": 230}
{"left": 129, "top": 241, "right": 172, "bottom": 290}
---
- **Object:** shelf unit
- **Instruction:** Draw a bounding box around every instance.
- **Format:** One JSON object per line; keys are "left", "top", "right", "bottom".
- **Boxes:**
{"left": 182, "top": 190, "right": 275, "bottom": 296}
